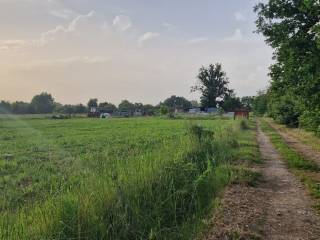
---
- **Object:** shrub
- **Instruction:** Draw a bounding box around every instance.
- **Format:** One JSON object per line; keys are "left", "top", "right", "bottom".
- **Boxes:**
{"left": 299, "top": 109, "right": 320, "bottom": 135}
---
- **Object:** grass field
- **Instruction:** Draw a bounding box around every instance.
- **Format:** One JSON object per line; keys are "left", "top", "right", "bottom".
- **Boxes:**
{"left": 0, "top": 116, "right": 258, "bottom": 239}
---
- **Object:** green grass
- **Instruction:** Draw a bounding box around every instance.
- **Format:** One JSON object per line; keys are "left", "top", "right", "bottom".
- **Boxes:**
{"left": 0, "top": 117, "right": 257, "bottom": 239}
{"left": 260, "top": 119, "right": 320, "bottom": 209}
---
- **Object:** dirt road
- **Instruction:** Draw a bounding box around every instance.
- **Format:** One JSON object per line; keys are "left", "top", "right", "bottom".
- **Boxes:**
{"left": 269, "top": 122, "right": 320, "bottom": 166}
{"left": 204, "top": 123, "right": 320, "bottom": 239}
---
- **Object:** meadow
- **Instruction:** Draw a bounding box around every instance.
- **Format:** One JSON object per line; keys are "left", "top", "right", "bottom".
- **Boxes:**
{"left": 0, "top": 116, "right": 258, "bottom": 239}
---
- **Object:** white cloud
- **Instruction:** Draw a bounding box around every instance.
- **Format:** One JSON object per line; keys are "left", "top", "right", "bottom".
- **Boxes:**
{"left": 0, "top": 40, "right": 29, "bottom": 51}
{"left": 50, "top": 9, "right": 75, "bottom": 20}
{"left": 39, "top": 11, "right": 96, "bottom": 45}
{"left": 68, "top": 11, "right": 95, "bottom": 31}
{"left": 138, "top": 32, "right": 160, "bottom": 44}
{"left": 186, "top": 37, "right": 208, "bottom": 45}
{"left": 112, "top": 15, "right": 132, "bottom": 32}
{"left": 234, "top": 12, "right": 247, "bottom": 22}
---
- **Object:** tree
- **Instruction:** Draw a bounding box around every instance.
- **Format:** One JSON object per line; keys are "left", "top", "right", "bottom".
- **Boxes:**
{"left": 252, "top": 91, "right": 268, "bottom": 116}
{"left": 255, "top": 0, "right": 320, "bottom": 130}
{"left": 0, "top": 101, "right": 12, "bottom": 113}
{"left": 118, "top": 100, "right": 135, "bottom": 113}
{"left": 191, "top": 63, "right": 232, "bottom": 108}
{"left": 163, "top": 95, "right": 192, "bottom": 111}
{"left": 98, "top": 102, "right": 117, "bottom": 113}
{"left": 11, "top": 101, "right": 32, "bottom": 114}
{"left": 159, "top": 105, "right": 169, "bottom": 115}
{"left": 74, "top": 104, "right": 87, "bottom": 113}
{"left": 241, "top": 96, "right": 254, "bottom": 111}
{"left": 87, "top": 98, "right": 98, "bottom": 109}
{"left": 221, "top": 93, "right": 242, "bottom": 112}
{"left": 31, "top": 92, "right": 55, "bottom": 114}
{"left": 142, "top": 104, "right": 155, "bottom": 115}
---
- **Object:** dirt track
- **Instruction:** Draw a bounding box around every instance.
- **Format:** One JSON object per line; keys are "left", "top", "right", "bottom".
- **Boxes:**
{"left": 204, "top": 123, "right": 320, "bottom": 239}
{"left": 269, "top": 122, "right": 320, "bottom": 166}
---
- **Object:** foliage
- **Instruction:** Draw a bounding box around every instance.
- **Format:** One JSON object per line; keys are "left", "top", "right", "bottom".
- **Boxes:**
{"left": 255, "top": 0, "right": 320, "bottom": 132}
{"left": 118, "top": 100, "right": 135, "bottom": 113}
{"left": 299, "top": 109, "right": 320, "bottom": 135}
{"left": 240, "top": 96, "right": 254, "bottom": 111}
{"left": 221, "top": 93, "right": 242, "bottom": 111}
{"left": 98, "top": 102, "right": 117, "bottom": 113}
{"left": 55, "top": 104, "right": 87, "bottom": 114}
{"left": 30, "top": 92, "right": 55, "bottom": 114}
{"left": 252, "top": 90, "right": 268, "bottom": 116}
{"left": 87, "top": 98, "right": 98, "bottom": 109}
{"left": 268, "top": 94, "right": 302, "bottom": 127}
{"left": 163, "top": 95, "right": 192, "bottom": 111}
{"left": 0, "top": 101, "right": 11, "bottom": 113}
{"left": 191, "top": 63, "right": 232, "bottom": 108}
{"left": 159, "top": 105, "right": 169, "bottom": 115}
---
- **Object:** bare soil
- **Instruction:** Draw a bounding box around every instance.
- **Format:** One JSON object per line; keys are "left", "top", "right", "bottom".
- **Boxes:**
{"left": 269, "top": 122, "right": 320, "bottom": 165}
{"left": 203, "top": 123, "right": 320, "bottom": 240}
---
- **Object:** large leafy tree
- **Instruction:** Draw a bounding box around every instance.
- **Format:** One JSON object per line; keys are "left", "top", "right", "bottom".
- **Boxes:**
{"left": 87, "top": 98, "right": 98, "bottom": 109}
{"left": 221, "top": 93, "right": 242, "bottom": 112}
{"left": 118, "top": 100, "right": 135, "bottom": 113}
{"left": 98, "top": 102, "right": 117, "bottom": 113}
{"left": 255, "top": 0, "right": 320, "bottom": 128}
{"left": 31, "top": 92, "right": 55, "bottom": 114}
{"left": 191, "top": 63, "right": 232, "bottom": 108}
{"left": 163, "top": 95, "right": 192, "bottom": 111}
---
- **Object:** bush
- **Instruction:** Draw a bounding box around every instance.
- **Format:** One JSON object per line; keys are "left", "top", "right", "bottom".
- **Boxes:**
{"left": 268, "top": 94, "right": 301, "bottom": 127}
{"left": 299, "top": 109, "right": 320, "bottom": 135}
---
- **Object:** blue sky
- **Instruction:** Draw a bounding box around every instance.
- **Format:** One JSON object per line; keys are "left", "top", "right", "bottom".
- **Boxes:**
{"left": 0, "top": 0, "right": 272, "bottom": 104}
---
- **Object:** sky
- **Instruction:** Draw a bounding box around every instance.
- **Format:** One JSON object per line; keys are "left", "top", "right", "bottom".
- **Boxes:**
{"left": 0, "top": 0, "right": 272, "bottom": 105}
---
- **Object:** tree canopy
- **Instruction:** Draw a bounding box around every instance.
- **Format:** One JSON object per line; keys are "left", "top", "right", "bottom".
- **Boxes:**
{"left": 163, "top": 95, "right": 192, "bottom": 111}
{"left": 255, "top": 0, "right": 320, "bottom": 130}
{"left": 191, "top": 63, "right": 232, "bottom": 108}
{"left": 31, "top": 92, "right": 55, "bottom": 114}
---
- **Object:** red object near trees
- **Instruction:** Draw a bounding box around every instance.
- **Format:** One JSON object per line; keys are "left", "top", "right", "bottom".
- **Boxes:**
{"left": 234, "top": 109, "right": 249, "bottom": 119}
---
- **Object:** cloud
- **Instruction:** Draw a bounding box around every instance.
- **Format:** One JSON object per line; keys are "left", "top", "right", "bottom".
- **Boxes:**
{"left": 138, "top": 32, "right": 160, "bottom": 44}
{"left": 186, "top": 37, "right": 208, "bottom": 45}
{"left": 234, "top": 12, "right": 247, "bottom": 22}
{"left": 39, "top": 11, "right": 96, "bottom": 45}
{"left": 50, "top": 9, "right": 75, "bottom": 19}
{"left": 112, "top": 15, "right": 132, "bottom": 32}
{"left": 0, "top": 40, "right": 29, "bottom": 51}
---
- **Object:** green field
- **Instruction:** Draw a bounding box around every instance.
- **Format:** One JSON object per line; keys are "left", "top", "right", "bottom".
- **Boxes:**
{"left": 0, "top": 117, "right": 258, "bottom": 239}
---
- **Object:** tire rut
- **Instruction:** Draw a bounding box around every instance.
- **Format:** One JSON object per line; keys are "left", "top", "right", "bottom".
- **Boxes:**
{"left": 268, "top": 122, "right": 320, "bottom": 166}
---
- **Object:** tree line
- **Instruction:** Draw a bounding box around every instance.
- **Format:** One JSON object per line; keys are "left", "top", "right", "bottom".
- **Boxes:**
{"left": 0, "top": 63, "right": 268, "bottom": 115}
{"left": 0, "top": 92, "right": 261, "bottom": 116}
{"left": 254, "top": 0, "right": 320, "bottom": 134}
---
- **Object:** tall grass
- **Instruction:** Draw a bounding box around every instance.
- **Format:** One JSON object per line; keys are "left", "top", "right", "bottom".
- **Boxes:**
{"left": 0, "top": 118, "right": 244, "bottom": 239}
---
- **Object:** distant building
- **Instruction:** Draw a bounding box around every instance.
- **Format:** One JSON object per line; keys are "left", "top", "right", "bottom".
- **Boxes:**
{"left": 234, "top": 109, "right": 249, "bottom": 119}
{"left": 189, "top": 108, "right": 201, "bottom": 114}
{"left": 206, "top": 107, "right": 218, "bottom": 113}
